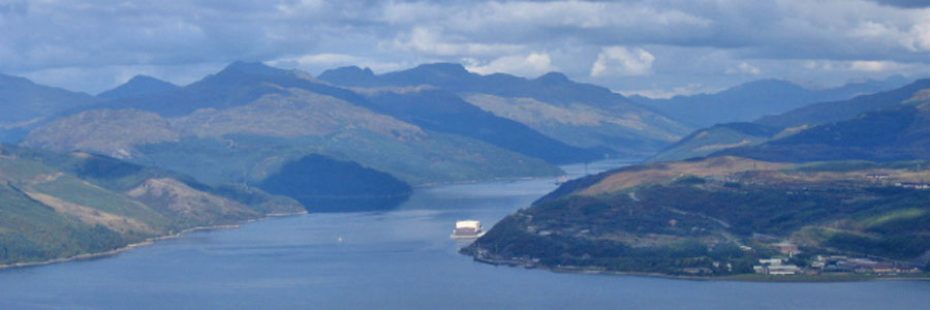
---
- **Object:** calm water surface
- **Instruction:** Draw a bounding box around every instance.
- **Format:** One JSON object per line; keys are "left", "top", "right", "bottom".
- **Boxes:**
{"left": 1, "top": 160, "right": 929, "bottom": 309}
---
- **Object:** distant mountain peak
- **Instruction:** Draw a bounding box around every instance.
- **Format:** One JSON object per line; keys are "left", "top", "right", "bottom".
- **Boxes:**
{"left": 219, "top": 61, "right": 290, "bottom": 78}
{"left": 127, "top": 74, "right": 169, "bottom": 84}
{"left": 317, "top": 66, "right": 379, "bottom": 87}
{"left": 0, "top": 73, "right": 34, "bottom": 85}
{"left": 326, "top": 66, "right": 374, "bottom": 76}
{"left": 97, "top": 74, "right": 179, "bottom": 100}
{"left": 535, "top": 72, "right": 571, "bottom": 84}
{"left": 410, "top": 63, "right": 470, "bottom": 76}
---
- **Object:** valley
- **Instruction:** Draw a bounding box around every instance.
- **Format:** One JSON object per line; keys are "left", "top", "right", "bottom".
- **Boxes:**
{"left": 2, "top": 60, "right": 930, "bottom": 282}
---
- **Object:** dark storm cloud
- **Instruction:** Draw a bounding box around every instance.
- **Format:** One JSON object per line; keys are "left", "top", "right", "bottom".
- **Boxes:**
{"left": 868, "top": 0, "right": 930, "bottom": 8}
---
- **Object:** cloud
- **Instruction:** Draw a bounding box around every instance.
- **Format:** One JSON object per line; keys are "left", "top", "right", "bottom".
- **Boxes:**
{"left": 590, "top": 47, "right": 655, "bottom": 77}
{"left": 620, "top": 83, "right": 718, "bottom": 99}
{"left": 390, "top": 27, "right": 523, "bottom": 57}
{"left": 849, "top": 60, "right": 907, "bottom": 72}
{"left": 465, "top": 53, "right": 557, "bottom": 77}
{"left": 726, "top": 62, "right": 762, "bottom": 75}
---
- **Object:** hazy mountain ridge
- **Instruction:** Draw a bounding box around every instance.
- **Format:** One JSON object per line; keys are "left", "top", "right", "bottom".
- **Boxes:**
{"left": 717, "top": 91, "right": 930, "bottom": 162}
{"left": 0, "top": 74, "right": 100, "bottom": 143}
{"left": 322, "top": 63, "right": 634, "bottom": 107}
{"left": 652, "top": 79, "right": 930, "bottom": 161}
{"left": 757, "top": 78, "right": 930, "bottom": 128}
{"left": 635, "top": 77, "right": 910, "bottom": 128}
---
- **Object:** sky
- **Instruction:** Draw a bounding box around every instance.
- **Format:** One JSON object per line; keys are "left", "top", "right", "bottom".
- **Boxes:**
{"left": 1, "top": 0, "right": 929, "bottom": 98}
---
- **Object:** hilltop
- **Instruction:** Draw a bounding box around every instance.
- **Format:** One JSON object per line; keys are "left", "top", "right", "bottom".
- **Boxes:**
{"left": 465, "top": 157, "right": 930, "bottom": 277}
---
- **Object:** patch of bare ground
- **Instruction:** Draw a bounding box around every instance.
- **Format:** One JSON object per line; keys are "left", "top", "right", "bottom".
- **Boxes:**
{"left": 25, "top": 191, "right": 156, "bottom": 234}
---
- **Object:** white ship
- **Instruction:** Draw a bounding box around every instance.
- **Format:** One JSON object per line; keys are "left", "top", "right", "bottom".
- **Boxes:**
{"left": 451, "top": 220, "right": 486, "bottom": 239}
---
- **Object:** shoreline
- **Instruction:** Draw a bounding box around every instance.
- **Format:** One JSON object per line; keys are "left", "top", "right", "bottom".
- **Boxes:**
{"left": 0, "top": 210, "right": 308, "bottom": 271}
{"left": 470, "top": 255, "right": 930, "bottom": 283}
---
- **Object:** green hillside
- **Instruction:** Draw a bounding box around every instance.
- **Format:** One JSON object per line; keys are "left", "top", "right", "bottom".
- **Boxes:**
{"left": 0, "top": 145, "right": 303, "bottom": 266}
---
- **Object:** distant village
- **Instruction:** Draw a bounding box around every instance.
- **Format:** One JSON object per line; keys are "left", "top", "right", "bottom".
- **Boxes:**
{"left": 867, "top": 173, "right": 930, "bottom": 190}
{"left": 751, "top": 240, "right": 923, "bottom": 277}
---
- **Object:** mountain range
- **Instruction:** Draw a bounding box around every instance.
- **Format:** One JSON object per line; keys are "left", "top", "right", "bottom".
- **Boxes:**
{"left": 23, "top": 62, "right": 569, "bottom": 188}
{"left": 653, "top": 79, "right": 930, "bottom": 162}
{"left": 634, "top": 77, "right": 909, "bottom": 128}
